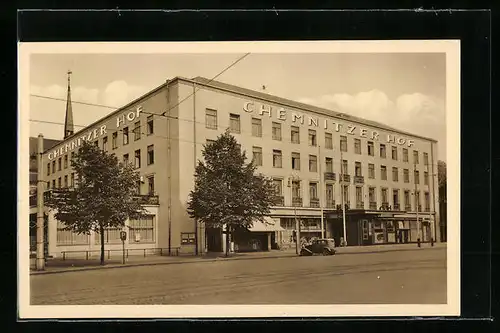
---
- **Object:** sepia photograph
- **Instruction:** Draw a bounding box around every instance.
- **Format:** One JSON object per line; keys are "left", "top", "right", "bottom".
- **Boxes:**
{"left": 18, "top": 41, "right": 460, "bottom": 318}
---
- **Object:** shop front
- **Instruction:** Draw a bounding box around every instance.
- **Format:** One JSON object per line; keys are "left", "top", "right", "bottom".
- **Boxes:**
{"left": 233, "top": 218, "right": 285, "bottom": 252}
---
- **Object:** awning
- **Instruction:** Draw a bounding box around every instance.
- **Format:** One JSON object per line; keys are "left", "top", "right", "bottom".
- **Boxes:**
{"left": 248, "top": 217, "right": 285, "bottom": 232}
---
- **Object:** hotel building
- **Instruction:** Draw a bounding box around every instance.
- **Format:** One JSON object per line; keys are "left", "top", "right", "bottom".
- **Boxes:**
{"left": 33, "top": 75, "right": 441, "bottom": 257}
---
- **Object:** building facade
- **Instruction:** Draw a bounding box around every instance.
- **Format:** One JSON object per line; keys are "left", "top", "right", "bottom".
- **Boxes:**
{"left": 35, "top": 76, "right": 441, "bottom": 257}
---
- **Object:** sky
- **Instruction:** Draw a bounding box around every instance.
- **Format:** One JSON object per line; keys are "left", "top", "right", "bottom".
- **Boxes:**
{"left": 29, "top": 52, "right": 447, "bottom": 160}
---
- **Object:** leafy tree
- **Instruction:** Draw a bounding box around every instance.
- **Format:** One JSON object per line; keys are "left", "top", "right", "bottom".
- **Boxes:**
{"left": 45, "top": 141, "right": 146, "bottom": 265}
{"left": 187, "top": 130, "right": 277, "bottom": 257}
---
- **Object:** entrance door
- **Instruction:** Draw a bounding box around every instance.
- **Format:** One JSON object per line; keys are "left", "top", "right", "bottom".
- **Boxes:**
{"left": 206, "top": 228, "right": 223, "bottom": 252}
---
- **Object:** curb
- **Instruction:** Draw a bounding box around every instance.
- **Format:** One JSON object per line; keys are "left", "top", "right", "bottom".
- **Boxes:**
{"left": 30, "top": 252, "right": 298, "bottom": 275}
{"left": 30, "top": 245, "right": 445, "bottom": 276}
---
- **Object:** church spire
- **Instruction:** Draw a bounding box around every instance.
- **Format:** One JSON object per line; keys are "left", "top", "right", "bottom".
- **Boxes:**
{"left": 63, "top": 70, "right": 74, "bottom": 139}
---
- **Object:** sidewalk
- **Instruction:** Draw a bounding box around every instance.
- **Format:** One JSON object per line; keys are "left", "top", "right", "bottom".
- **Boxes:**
{"left": 30, "top": 242, "right": 446, "bottom": 275}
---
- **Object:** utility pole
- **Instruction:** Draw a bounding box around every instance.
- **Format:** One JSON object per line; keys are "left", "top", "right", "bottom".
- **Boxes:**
{"left": 318, "top": 145, "right": 324, "bottom": 238}
{"left": 340, "top": 149, "right": 347, "bottom": 247}
{"left": 36, "top": 134, "right": 45, "bottom": 271}
{"left": 166, "top": 80, "right": 172, "bottom": 255}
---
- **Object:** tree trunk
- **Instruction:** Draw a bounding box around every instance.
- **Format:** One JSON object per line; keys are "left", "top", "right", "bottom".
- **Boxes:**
{"left": 225, "top": 224, "right": 230, "bottom": 257}
{"left": 100, "top": 224, "right": 105, "bottom": 265}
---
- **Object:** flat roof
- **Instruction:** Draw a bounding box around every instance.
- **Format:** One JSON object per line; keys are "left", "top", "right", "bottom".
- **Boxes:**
{"left": 42, "top": 75, "right": 437, "bottom": 154}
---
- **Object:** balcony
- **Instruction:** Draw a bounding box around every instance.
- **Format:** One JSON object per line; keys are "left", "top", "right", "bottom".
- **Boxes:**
{"left": 326, "top": 200, "right": 336, "bottom": 208}
{"left": 405, "top": 204, "right": 412, "bottom": 211}
{"left": 393, "top": 203, "right": 400, "bottom": 211}
{"left": 324, "top": 172, "right": 336, "bottom": 181}
{"left": 369, "top": 202, "right": 377, "bottom": 210}
{"left": 292, "top": 197, "right": 303, "bottom": 207}
{"left": 273, "top": 196, "right": 285, "bottom": 206}
{"left": 310, "top": 198, "right": 320, "bottom": 208}
{"left": 424, "top": 206, "right": 430, "bottom": 212}
{"left": 354, "top": 175, "right": 364, "bottom": 185}
{"left": 380, "top": 202, "right": 390, "bottom": 210}
{"left": 356, "top": 201, "right": 364, "bottom": 209}
{"left": 132, "top": 194, "right": 160, "bottom": 205}
{"left": 339, "top": 174, "right": 351, "bottom": 183}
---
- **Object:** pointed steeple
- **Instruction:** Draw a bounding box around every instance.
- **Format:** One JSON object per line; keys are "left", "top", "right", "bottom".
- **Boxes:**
{"left": 64, "top": 70, "right": 74, "bottom": 139}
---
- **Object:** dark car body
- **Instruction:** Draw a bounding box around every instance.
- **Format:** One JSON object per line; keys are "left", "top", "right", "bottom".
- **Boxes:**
{"left": 300, "top": 238, "right": 336, "bottom": 256}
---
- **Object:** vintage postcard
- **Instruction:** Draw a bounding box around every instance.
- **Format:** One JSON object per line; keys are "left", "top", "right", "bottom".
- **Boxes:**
{"left": 18, "top": 41, "right": 460, "bottom": 318}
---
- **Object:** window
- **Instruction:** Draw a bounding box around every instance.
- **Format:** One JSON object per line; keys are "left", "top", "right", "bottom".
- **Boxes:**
{"left": 413, "top": 150, "right": 419, "bottom": 164}
{"left": 70, "top": 173, "right": 75, "bottom": 187}
{"left": 414, "top": 170, "right": 420, "bottom": 184}
{"left": 64, "top": 155, "right": 68, "bottom": 169}
{"left": 326, "top": 184, "right": 334, "bottom": 204}
{"left": 369, "top": 187, "right": 376, "bottom": 203}
{"left": 52, "top": 179, "right": 56, "bottom": 188}
{"left": 103, "top": 136, "right": 108, "bottom": 151}
{"left": 403, "top": 148, "right": 408, "bottom": 162}
{"left": 424, "top": 171, "right": 429, "bottom": 185}
{"left": 47, "top": 181, "right": 50, "bottom": 189}
{"left": 393, "top": 189, "right": 400, "bottom": 207}
{"left": 367, "top": 141, "right": 374, "bottom": 156}
{"left": 404, "top": 169, "right": 410, "bottom": 183}
{"left": 325, "top": 157, "right": 333, "bottom": 173}
{"left": 144, "top": 115, "right": 153, "bottom": 135}
{"left": 94, "top": 140, "right": 99, "bottom": 147}
{"left": 392, "top": 167, "right": 399, "bottom": 182}
{"left": 252, "top": 118, "right": 262, "bottom": 137}
{"left": 380, "top": 144, "right": 386, "bottom": 158}
{"left": 147, "top": 145, "right": 155, "bottom": 165}
{"left": 57, "top": 221, "right": 89, "bottom": 245}
{"left": 355, "top": 162, "right": 362, "bottom": 176}
{"left": 252, "top": 146, "right": 263, "bottom": 166}
{"left": 424, "top": 152, "right": 429, "bottom": 166}
{"left": 308, "top": 155, "right": 317, "bottom": 172}
{"left": 70, "top": 151, "right": 74, "bottom": 161}
{"left": 415, "top": 191, "right": 421, "bottom": 210}
{"left": 381, "top": 188, "right": 388, "bottom": 204}
{"left": 325, "top": 133, "right": 333, "bottom": 149}
{"left": 309, "top": 182, "right": 318, "bottom": 200}
{"left": 272, "top": 122, "right": 282, "bottom": 140}
{"left": 308, "top": 129, "right": 317, "bottom": 146}
{"left": 129, "top": 215, "right": 155, "bottom": 243}
{"left": 147, "top": 175, "right": 155, "bottom": 195}
{"left": 381, "top": 165, "right": 387, "bottom": 180}
{"left": 229, "top": 114, "right": 240, "bottom": 133}
{"left": 272, "top": 149, "right": 282, "bottom": 168}
{"left": 135, "top": 149, "right": 141, "bottom": 168}
{"left": 205, "top": 109, "right": 217, "bottom": 129}
{"left": 206, "top": 139, "right": 215, "bottom": 146}
{"left": 123, "top": 153, "right": 129, "bottom": 165}
{"left": 292, "top": 153, "right": 301, "bottom": 170}
{"left": 58, "top": 157, "right": 62, "bottom": 171}
{"left": 340, "top": 135, "right": 347, "bottom": 152}
{"left": 292, "top": 180, "right": 301, "bottom": 198}
{"left": 273, "top": 179, "right": 283, "bottom": 196}
{"left": 342, "top": 185, "right": 349, "bottom": 206}
{"left": 123, "top": 127, "right": 129, "bottom": 145}
{"left": 134, "top": 121, "right": 141, "bottom": 141}
{"left": 64, "top": 175, "right": 68, "bottom": 188}
{"left": 291, "top": 126, "right": 300, "bottom": 144}
{"left": 392, "top": 146, "right": 398, "bottom": 160}
{"left": 404, "top": 190, "right": 411, "bottom": 210}
{"left": 181, "top": 232, "right": 195, "bottom": 245}
{"left": 368, "top": 163, "right": 375, "bottom": 179}
{"left": 112, "top": 132, "right": 118, "bottom": 149}
{"left": 356, "top": 187, "right": 363, "bottom": 206}
{"left": 47, "top": 163, "right": 50, "bottom": 176}
{"left": 52, "top": 161, "right": 56, "bottom": 174}
{"left": 135, "top": 180, "right": 141, "bottom": 194}
{"left": 95, "top": 226, "right": 122, "bottom": 244}
{"left": 425, "top": 192, "right": 430, "bottom": 211}
{"left": 58, "top": 177, "right": 62, "bottom": 188}
{"left": 354, "top": 138, "right": 361, "bottom": 154}
{"left": 341, "top": 160, "right": 348, "bottom": 174}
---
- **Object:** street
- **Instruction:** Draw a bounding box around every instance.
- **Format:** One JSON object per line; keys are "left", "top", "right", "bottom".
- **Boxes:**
{"left": 30, "top": 247, "right": 446, "bottom": 305}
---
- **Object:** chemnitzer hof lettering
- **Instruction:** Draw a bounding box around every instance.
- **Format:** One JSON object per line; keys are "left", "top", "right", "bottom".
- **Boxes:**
{"left": 243, "top": 101, "right": 415, "bottom": 147}
{"left": 47, "top": 106, "right": 143, "bottom": 160}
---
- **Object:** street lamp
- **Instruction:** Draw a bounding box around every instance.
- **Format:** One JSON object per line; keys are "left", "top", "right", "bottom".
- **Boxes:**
{"left": 288, "top": 174, "right": 300, "bottom": 255}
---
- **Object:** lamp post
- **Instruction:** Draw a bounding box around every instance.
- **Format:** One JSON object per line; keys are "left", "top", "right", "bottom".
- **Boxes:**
{"left": 288, "top": 175, "right": 300, "bottom": 255}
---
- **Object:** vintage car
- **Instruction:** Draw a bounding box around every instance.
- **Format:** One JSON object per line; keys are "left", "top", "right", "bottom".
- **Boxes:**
{"left": 300, "top": 238, "right": 336, "bottom": 256}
